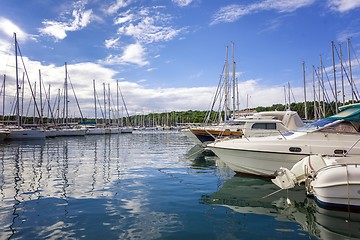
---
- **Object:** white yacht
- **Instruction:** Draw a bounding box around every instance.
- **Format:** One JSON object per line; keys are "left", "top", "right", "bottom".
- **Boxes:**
{"left": 7, "top": 127, "right": 46, "bottom": 140}
{"left": 207, "top": 103, "right": 360, "bottom": 177}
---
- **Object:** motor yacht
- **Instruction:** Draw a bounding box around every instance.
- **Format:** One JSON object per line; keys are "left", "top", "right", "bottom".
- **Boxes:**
{"left": 207, "top": 103, "right": 360, "bottom": 177}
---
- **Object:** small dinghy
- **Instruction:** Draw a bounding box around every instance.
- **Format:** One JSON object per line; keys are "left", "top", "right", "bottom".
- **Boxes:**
{"left": 272, "top": 154, "right": 360, "bottom": 211}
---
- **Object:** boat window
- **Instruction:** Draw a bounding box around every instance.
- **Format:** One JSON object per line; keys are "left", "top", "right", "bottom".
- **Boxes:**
{"left": 251, "top": 123, "right": 276, "bottom": 130}
{"left": 334, "top": 149, "right": 347, "bottom": 155}
{"left": 289, "top": 147, "right": 301, "bottom": 152}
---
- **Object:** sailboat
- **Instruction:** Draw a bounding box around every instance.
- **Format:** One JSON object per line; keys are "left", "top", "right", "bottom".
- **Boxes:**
{"left": 55, "top": 62, "right": 86, "bottom": 137}
{"left": 7, "top": 33, "right": 46, "bottom": 140}
{"left": 85, "top": 80, "right": 105, "bottom": 135}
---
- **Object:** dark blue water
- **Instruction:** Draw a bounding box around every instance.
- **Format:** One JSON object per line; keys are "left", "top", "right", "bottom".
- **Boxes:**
{"left": 0, "top": 131, "right": 358, "bottom": 239}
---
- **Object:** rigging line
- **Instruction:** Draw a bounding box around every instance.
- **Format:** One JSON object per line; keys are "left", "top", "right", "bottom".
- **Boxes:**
{"left": 350, "top": 39, "right": 360, "bottom": 68}
{"left": 117, "top": 84, "right": 133, "bottom": 126}
{"left": 66, "top": 73, "right": 84, "bottom": 121}
{"left": 16, "top": 40, "right": 43, "bottom": 123}
{"left": 314, "top": 68, "right": 333, "bottom": 115}
{"left": 96, "top": 91, "right": 105, "bottom": 120}
{"left": 288, "top": 83, "right": 297, "bottom": 103}
{"left": 322, "top": 64, "right": 336, "bottom": 101}
{"left": 334, "top": 44, "right": 360, "bottom": 101}
{"left": 317, "top": 67, "right": 335, "bottom": 115}
{"left": 40, "top": 81, "right": 56, "bottom": 124}
{"left": 205, "top": 65, "right": 225, "bottom": 124}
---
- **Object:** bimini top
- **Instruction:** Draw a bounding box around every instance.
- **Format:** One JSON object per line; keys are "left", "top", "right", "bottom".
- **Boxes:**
{"left": 297, "top": 103, "right": 360, "bottom": 133}
{"left": 331, "top": 103, "right": 360, "bottom": 122}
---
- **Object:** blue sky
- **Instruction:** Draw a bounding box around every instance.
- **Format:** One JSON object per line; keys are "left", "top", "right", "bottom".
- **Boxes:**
{"left": 0, "top": 0, "right": 360, "bottom": 118}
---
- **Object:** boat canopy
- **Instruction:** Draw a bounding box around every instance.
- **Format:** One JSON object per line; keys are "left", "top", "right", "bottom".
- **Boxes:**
{"left": 297, "top": 103, "right": 360, "bottom": 133}
{"left": 329, "top": 103, "right": 360, "bottom": 122}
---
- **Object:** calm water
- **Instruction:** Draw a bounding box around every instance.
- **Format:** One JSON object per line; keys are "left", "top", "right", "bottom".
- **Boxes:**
{"left": 0, "top": 131, "right": 358, "bottom": 239}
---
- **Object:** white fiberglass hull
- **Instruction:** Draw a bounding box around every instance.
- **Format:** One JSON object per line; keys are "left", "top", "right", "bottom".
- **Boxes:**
{"left": 207, "top": 131, "right": 360, "bottom": 177}
{"left": 120, "top": 127, "right": 133, "bottom": 134}
{"left": 310, "top": 164, "right": 360, "bottom": 208}
{"left": 86, "top": 128, "right": 106, "bottom": 135}
{"left": 56, "top": 128, "right": 86, "bottom": 136}
{"left": 8, "top": 129, "right": 46, "bottom": 139}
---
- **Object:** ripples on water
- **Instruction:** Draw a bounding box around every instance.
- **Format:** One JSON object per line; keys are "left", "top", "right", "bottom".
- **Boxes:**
{"left": 0, "top": 131, "right": 358, "bottom": 239}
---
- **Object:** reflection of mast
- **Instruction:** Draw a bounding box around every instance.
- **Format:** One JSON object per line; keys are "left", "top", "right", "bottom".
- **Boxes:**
{"left": 10, "top": 146, "right": 22, "bottom": 236}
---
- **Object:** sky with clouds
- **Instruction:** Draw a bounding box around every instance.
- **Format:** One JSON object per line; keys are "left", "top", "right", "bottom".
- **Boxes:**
{"left": 0, "top": 0, "right": 360, "bottom": 119}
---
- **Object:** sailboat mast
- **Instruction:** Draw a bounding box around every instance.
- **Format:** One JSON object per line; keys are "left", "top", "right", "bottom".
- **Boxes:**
{"left": 331, "top": 41, "right": 338, "bottom": 113}
{"left": 302, "top": 61, "right": 308, "bottom": 119}
{"left": 117, "top": 80, "right": 119, "bottom": 125}
{"left": 14, "top": 33, "right": 20, "bottom": 127}
{"left": 339, "top": 43, "right": 345, "bottom": 105}
{"left": 232, "top": 42, "right": 236, "bottom": 120}
{"left": 93, "top": 80, "right": 97, "bottom": 124}
{"left": 312, "top": 65, "right": 317, "bottom": 120}
{"left": 108, "top": 83, "right": 111, "bottom": 124}
{"left": 224, "top": 45, "right": 229, "bottom": 121}
{"left": 103, "top": 83, "right": 106, "bottom": 124}
{"left": 347, "top": 38, "right": 354, "bottom": 103}
{"left": 64, "top": 62, "right": 69, "bottom": 125}
{"left": 2, "top": 74, "right": 5, "bottom": 122}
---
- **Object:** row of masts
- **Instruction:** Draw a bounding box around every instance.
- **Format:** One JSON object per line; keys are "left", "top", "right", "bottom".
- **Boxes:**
{"left": 1, "top": 33, "right": 131, "bottom": 128}
{"left": 302, "top": 38, "right": 357, "bottom": 120}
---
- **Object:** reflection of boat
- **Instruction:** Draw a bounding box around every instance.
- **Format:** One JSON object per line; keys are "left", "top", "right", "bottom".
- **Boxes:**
{"left": 185, "top": 144, "right": 216, "bottom": 168}
{"left": 202, "top": 175, "right": 360, "bottom": 239}
{"left": 272, "top": 154, "right": 360, "bottom": 211}
{"left": 201, "top": 175, "right": 306, "bottom": 218}
{"left": 207, "top": 103, "right": 360, "bottom": 177}
{"left": 0, "top": 128, "right": 10, "bottom": 141}
{"left": 181, "top": 128, "right": 202, "bottom": 145}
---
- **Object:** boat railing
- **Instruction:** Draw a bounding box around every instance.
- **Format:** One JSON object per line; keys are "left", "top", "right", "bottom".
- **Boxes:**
{"left": 345, "top": 138, "right": 360, "bottom": 156}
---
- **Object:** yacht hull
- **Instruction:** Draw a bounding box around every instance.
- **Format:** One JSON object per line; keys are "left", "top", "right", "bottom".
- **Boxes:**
{"left": 208, "top": 132, "right": 360, "bottom": 177}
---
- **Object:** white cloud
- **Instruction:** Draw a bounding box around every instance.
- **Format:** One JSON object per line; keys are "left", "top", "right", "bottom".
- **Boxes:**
{"left": 102, "top": 42, "right": 148, "bottom": 66}
{"left": 172, "top": 0, "right": 193, "bottom": 7}
{"left": 327, "top": 0, "right": 360, "bottom": 12}
{"left": 106, "top": 0, "right": 133, "bottom": 15}
{"left": 210, "top": 0, "right": 316, "bottom": 25}
{"left": 0, "top": 17, "right": 30, "bottom": 42}
{"left": 105, "top": 37, "right": 121, "bottom": 49}
{"left": 0, "top": 17, "right": 35, "bottom": 62}
{"left": 39, "top": 3, "right": 93, "bottom": 41}
{"left": 115, "top": 7, "right": 183, "bottom": 44}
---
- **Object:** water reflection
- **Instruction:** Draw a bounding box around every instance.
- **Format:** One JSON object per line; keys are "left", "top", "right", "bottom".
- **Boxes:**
{"left": 201, "top": 175, "right": 360, "bottom": 239}
{"left": 0, "top": 132, "right": 192, "bottom": 239}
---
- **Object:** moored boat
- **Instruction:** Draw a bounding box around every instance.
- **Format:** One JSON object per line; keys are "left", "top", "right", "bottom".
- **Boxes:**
{"left": 207, "top": 103, "right": 360, "bottom": 177}
{"left": 272, "top": 154, "right": 360, "bottom": 211}
{"left": 7, "top": 128, "right": 46, "bottom": 140}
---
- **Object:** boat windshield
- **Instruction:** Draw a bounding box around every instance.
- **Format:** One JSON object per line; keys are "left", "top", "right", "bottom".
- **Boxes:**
{"left": 296, "top": 118, "right": 339, "bottom": 132}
